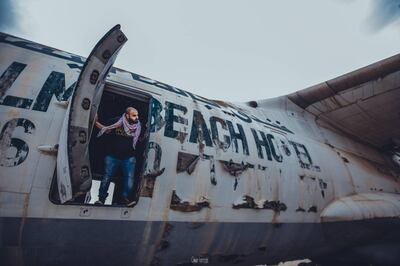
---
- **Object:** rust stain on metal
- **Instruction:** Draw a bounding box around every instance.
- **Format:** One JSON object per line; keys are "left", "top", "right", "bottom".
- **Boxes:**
{"left": 232, "top": 195, "right": 287, "bottom": 212}
{"left": 157, "top": 222, "right": 173, "bottom": 251}
{"left": 141, "top": 141, "right": 164, "bottom": 197}
{"left": 263, "top": 200, "right": 287, "bottom": 212}
{"left": 170, "top": 190, "right": 210, "bottom": 212}
{"left": 220, "top": 160, "right": 250, "bottom": 176}
{"left": 162, "top": 222, "right": 174, "bottom": 238}
{"left": 176, "top": 152, "right": 200, "bottom": 174}
{"left": 141, "top": 168, "right": 165, "bottom": 198}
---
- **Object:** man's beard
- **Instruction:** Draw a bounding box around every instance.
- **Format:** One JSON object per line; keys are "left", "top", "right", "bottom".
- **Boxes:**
{"left": 128, "top": 118, "right": 138, "bottom": 124}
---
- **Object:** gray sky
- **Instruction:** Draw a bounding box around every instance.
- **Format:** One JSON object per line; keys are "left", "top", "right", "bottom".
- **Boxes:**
{"left": 2, "top": 0, "right": 400, "bottom": 101}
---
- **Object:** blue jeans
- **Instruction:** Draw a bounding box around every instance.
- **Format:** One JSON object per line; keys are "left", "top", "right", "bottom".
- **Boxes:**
{"left": 98, "top": 155, "right": 136, "bottom": 202}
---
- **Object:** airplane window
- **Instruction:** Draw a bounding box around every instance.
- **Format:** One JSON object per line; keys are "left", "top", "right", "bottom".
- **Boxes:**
{"left": 50, "top": 86, "right": 151, "bottom": 207}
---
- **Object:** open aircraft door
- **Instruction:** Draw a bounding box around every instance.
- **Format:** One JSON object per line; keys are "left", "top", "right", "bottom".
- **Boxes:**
{"left": 57, "top": 25, "right": 127, "bottom": 203}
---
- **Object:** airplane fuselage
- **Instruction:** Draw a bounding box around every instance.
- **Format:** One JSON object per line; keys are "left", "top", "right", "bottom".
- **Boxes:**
{"left": 1, "top": 32, "right": 399, "bottom": 265}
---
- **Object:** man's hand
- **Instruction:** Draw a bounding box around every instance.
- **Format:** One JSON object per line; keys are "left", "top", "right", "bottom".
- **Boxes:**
{"left": 95, "top": 114, "right": 112, "bottom": 133}
{"left": 95, "top": 114, "right": 105, "bottom": 129}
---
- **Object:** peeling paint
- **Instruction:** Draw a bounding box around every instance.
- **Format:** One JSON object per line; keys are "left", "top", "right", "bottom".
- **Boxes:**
{"left": 141, "top": 168, "right": 165, "bottom": 198}
{"left": 176, "top": 152, "right": 200, "bottom": 174}
{"left": 220, "top": 160, "right": 250, "bottom": 176}
{"left": 232, "top": 195, "right": 287, "bottom": 212}
{"left": 150, "top": 98, "right": 165, "bottom": 132}
{"left": 263, "top": 200, "right": 287, "bottom": 212}
{"left": 209, "top": 116, "right": 230, "bottom": 150}
{"left": 141, "top": 142, "right": 164, "bottom": 197}
{"left": 170, "top": 190, "right": 210, "bottom": 212}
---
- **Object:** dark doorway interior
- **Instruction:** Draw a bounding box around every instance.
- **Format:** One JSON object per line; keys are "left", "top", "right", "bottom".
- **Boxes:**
{"left": 89, "top": 87, "right": 150, "bottom": 205}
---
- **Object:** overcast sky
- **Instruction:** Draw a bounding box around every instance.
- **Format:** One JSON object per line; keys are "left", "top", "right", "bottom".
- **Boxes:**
{"left": 2, "top": 0, "right": 400, "bottom": 101}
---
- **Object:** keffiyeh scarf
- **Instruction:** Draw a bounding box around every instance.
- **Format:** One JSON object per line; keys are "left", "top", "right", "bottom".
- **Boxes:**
{"left": 97, "top": 114, "right": 141, "bottom": 149}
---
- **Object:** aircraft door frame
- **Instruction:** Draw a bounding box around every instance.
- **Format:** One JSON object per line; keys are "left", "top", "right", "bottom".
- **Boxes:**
{"left": 57, "top": 25, "right": 127, "bottom": 203}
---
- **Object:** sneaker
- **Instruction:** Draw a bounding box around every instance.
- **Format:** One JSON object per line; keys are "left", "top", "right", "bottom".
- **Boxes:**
{"left": 94, "top": 200, "right": 104, "bottom": 205}
{"left": 122, "top": 198, "right": 136, "bottom": 207}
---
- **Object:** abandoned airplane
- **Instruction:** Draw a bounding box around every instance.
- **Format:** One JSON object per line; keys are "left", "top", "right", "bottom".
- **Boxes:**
{"left": 0, "top": 25, "right": 400, "bottom": 265}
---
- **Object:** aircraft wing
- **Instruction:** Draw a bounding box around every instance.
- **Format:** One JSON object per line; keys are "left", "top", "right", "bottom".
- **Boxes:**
{"left": 288, "top": 53, "right": 400, "bottom": 150}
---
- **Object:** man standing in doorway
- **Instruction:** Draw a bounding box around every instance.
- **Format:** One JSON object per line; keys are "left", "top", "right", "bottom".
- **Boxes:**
{"left": 94, "top": 107, "right": 141, "bottom": 206}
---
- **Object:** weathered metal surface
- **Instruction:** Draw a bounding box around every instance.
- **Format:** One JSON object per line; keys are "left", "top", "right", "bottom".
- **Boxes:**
{"left": 141, "top": 141, "right": 165, "bottom": 198}
{"left": 288, "top": 53, "right": 400, "bottom": 149}
{"left": 219, "top": 159, "right": 249, "bottom": 176}
{"left": 0, "top": 62, "right": 26, "bottom": 100}
{"left": 65, "top": 25, "right": 127, "bottom": 199}
{"left": 288, "top": 53, "right": 400, "bottom": 109}
{"left": 321, "top": 192, "right": 400, "bottom": 222}
{"left": 141, "top": 168, "right": 165, "bottom": 198}
{"left": 176, "top": 152, "right": 199, "bottom": 174}
{"left": 1, "top": 30, "right": 400, "bottom": 266}
{"left": 0, "top": 118, "right": 35, "bottom": 167}
{"left": 232, "top": 195, "right": 287, "bottom": 212}
{"left": 170, "top": 190, "right": 210, "bottom": 212}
